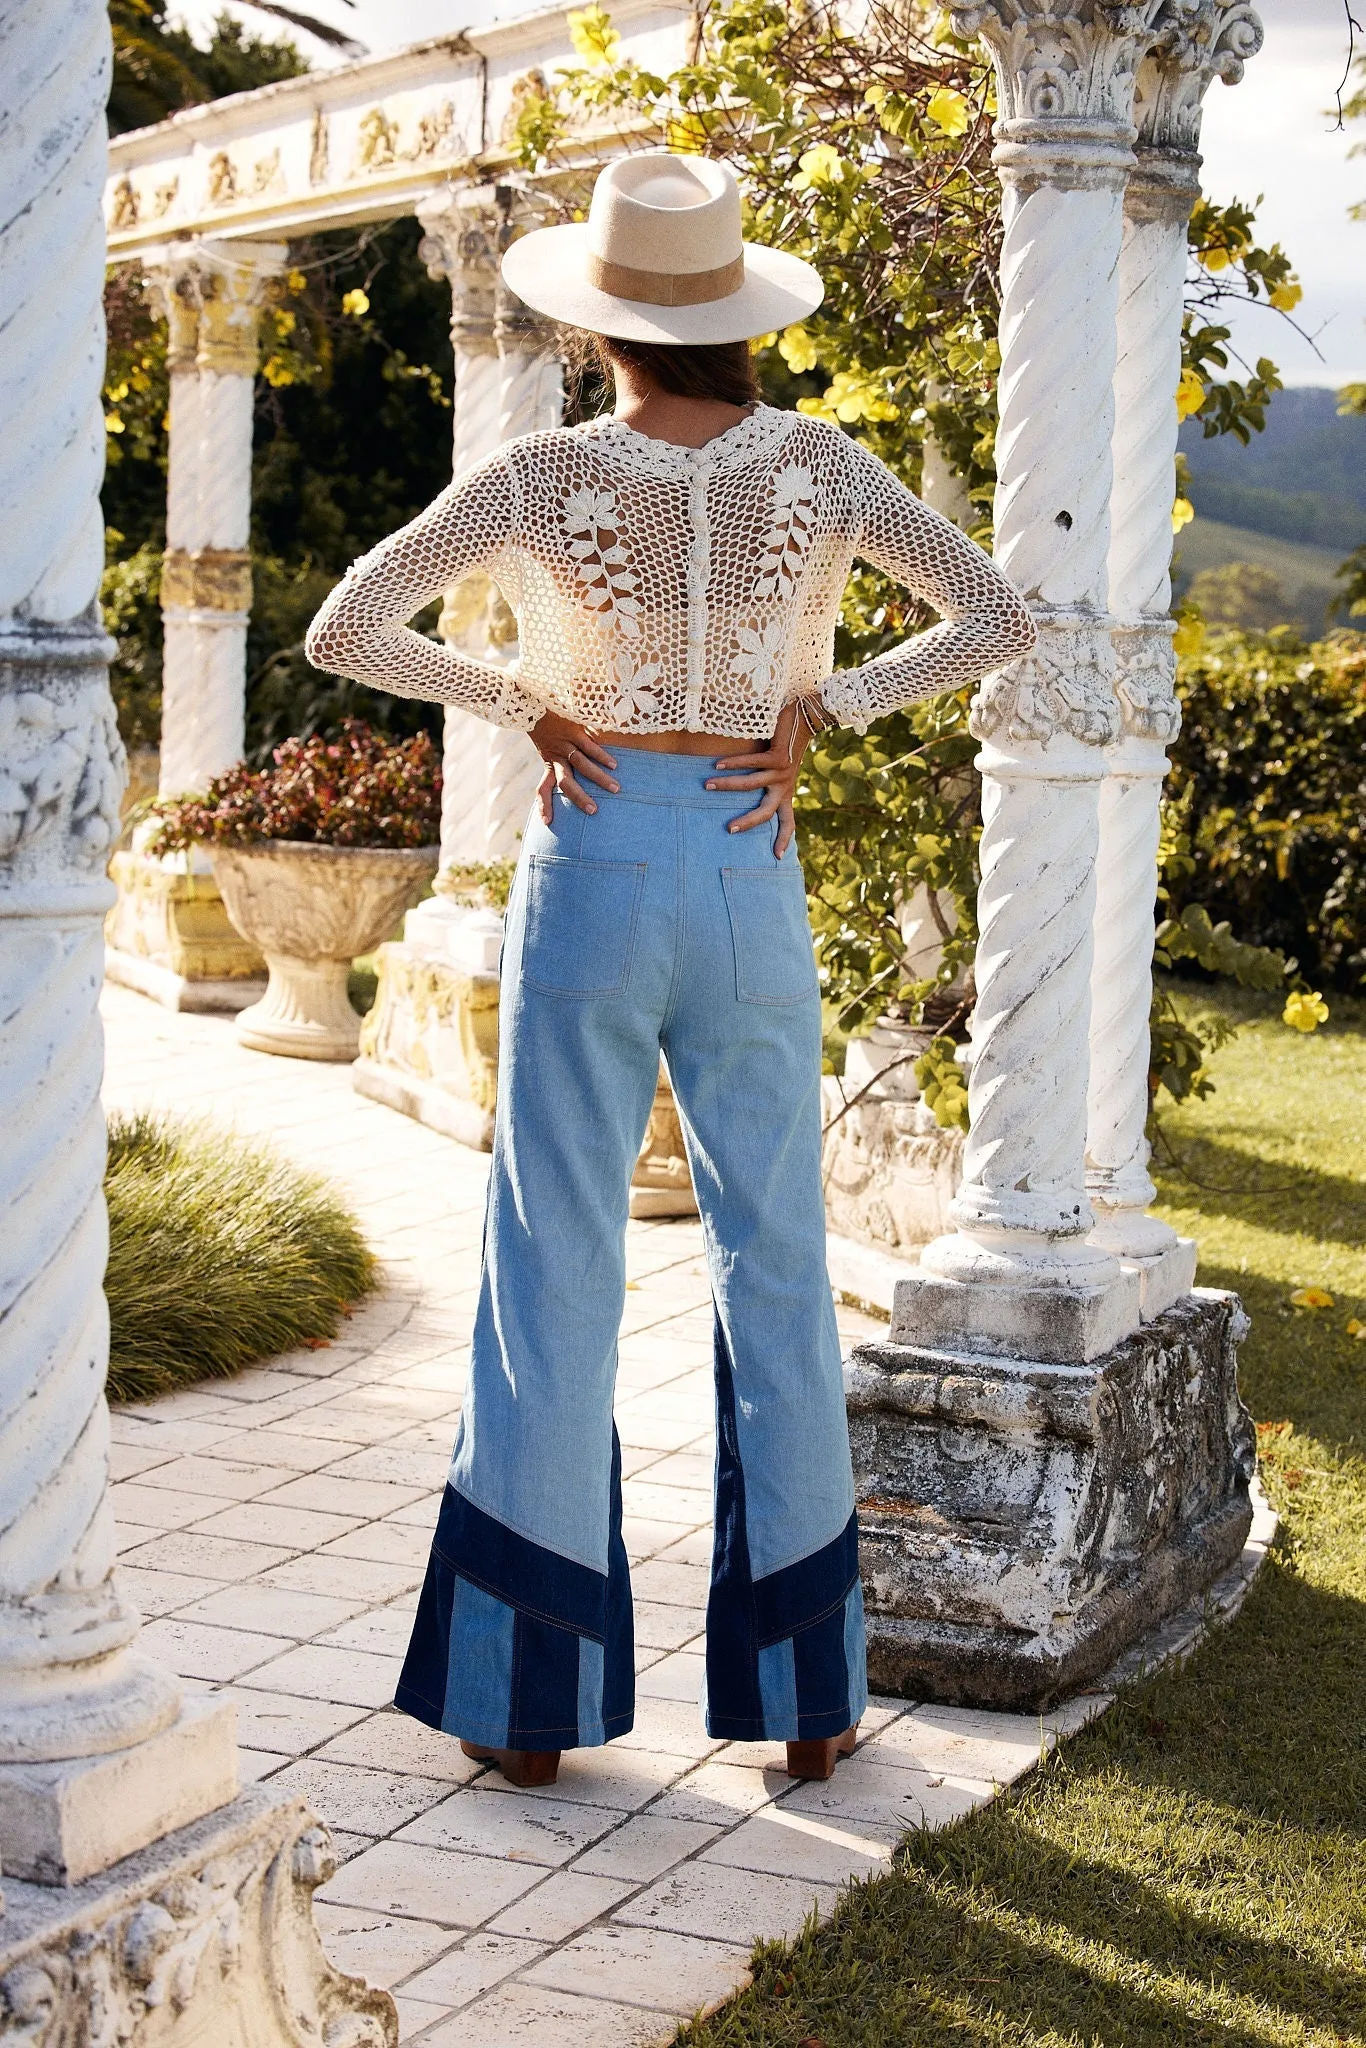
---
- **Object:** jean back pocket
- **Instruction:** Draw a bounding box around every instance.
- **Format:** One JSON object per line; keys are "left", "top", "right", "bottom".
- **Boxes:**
{"left": 520, "top": 854, "right": 646, "bottom": 997}
{"left": 721, "top": 864, "right": 819, "bottom": 1006}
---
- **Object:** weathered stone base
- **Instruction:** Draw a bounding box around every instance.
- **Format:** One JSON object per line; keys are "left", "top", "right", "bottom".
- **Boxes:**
{"left": 105, "top": 849, "right": 265, "bottom": 1013}
{"left": 354, "top": 940, "right": 500, "bottom": 1150}
{"left": 0, "top": 1787, "right": 397, "bottom": 2045}
{"left": 0, "top": 1697, "right": 238, "bottom": 1886}
{"left": 846, "top": 1289, "right": 1257, "bottom": 1711}
{"left": 630, "top": 1064, "right": 699, "bottom": 1220}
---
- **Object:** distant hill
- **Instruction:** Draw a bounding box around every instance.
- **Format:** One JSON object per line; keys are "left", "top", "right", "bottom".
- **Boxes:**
{"left": 1171, "top": 517, "right": 1345, "bottom": 636}
{"left": 1179, "top": 387, "right": 1366, "bottom": 557}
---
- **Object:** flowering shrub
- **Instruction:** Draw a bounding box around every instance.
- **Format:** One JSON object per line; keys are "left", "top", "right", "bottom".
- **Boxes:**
{"left": 150, "top": 720, "right": 440, "bottom": 852}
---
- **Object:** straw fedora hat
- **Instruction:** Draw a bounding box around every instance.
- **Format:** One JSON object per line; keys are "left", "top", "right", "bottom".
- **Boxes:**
{"left": 500, "top": 150, "right": 823, "bottom": 345}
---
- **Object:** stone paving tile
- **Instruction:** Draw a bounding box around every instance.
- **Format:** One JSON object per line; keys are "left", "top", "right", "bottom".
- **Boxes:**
{"left": 319, "top": 1839, "right": 544, "bottom": 1928}
{"left": 115, "top": 1565, "right": 223, "bottom": 1617}
{"left": 324, "top": 1444, "right": 452, "bottom": 1489}
{"left": 109, "top": 1414, "right": 242, "bottom": 1455}
{"left": 316, "top": 1711, "right": 486, "bottom": 1784}
{"left": 317, "top": 1605, "right": 417, "bottom": 1656}
{"left": 134, "top": 1453, "right": 291, "bottom": 1501}
{"left": 261, "top": 1472, "right": 429, "bottom": 1519}
{"left": 110, "top": 1441, "right": 178, "bottom": 1481}
{"left": 191, "top": 1501, "right": 367, "bottom": 1548}
{"left": 111, "top": 1482, "right": 220, "bottom": 1531}
{"left": 237, "top": 1748, "right": 290, "bottom": 1784}
{"left": 139, "top": 1617, "right": 281, "bottom": 1683}
{"left": 267, "top": 1759, "right": 452, "bottom": 1836}
{"left": 525, "top": 1924, "right": 750, "bottom": 2016}
{"left": 779, "top": 1756, "right": 994, "bottom": 1833}
{"left": 257, "top": 1553, "right": 421, "bottom": 1604}
{"left": 636, "top": 1650, "right": 705, "bottom": 1705}
{"left": 418, "top": 1981, "right": 671, "bottom": 2046}
{"left": 700, "top": 1807, "right": 893, "bottom": 1883}
{"left": 398, "top": 1931, "right": 547, "bottom": 2011}
{"left": 205, "top": 1428, "right": 357, "bottom": 1471}
{"left": 217, "top": 1686, "right": 371, "bottom": 1754}
{"left": 398, "top": 1789, "right": 621, "bottom": 1869}
{"left": 650, "top": 1527, "right": 714, "bottom": 1569}
{"left": 486, "top": 1870, "right": 639, "bottom": 1943}
{"left": 629, "top": 1560, "right": 711, "bottom": 1609}
{"left": 875, "top": 1702, "right": 1049, "bottom": 1785}
{"left": 615, "top": 1862, "right": 839, "bottom": 1947}
{"left": 648, "top": 1758, "right": 779, "bottom": 1826}
{"left": 311, "top": 1902, "right": 458, "bottom": 1989}
{"left": 634, "top": 1601, "right": 706, "bottom": 1652}
{"left": 393, "top": 1993, "right": 453, "bottom": 2040}
{"left": 242, "top": 1642, "right": 403, "bottom": 1708}
{"left": 480, "top": 1747, "right": 696, "bottom": 1817}
{"left": 613, "top": 1699, "right": 724, "bottom": 1761}
{"left": 179, "top": 1583, "right": 362, "bottom": 1639}
{"left": 572, "top": 1814, "right": 721, "bottom": 1885}
{"left": 320, "top": 1521, "right": 434, "bottom": 1568}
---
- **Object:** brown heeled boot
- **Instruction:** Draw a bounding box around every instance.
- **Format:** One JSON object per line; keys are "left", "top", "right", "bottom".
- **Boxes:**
{"left": 460, "top": 1740, "right": 561, "bottom": 1788}
{"left": 785, "top": 1722, "right": 859, "bottom": 1781}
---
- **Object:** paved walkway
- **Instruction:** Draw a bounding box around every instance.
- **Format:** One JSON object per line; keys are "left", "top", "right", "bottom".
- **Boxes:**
{"left": 100, "top": 984, "right": 1184, "bottom": 2044}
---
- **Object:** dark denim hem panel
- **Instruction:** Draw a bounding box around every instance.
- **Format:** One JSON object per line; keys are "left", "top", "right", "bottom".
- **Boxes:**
{"left": 393, "top": 1682, "right": 634, "bottom": 1751}
{"left": 429, "top": 1481, "right": 609, "bottom": 1641}
{"left": 753, "top": 1512, "right": 860, "bottom": 1647}
{"left": 704, "top": 1699, "right": 855, "bottom": 1743}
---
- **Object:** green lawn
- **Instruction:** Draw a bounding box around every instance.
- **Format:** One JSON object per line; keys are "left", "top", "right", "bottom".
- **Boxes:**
{"left": 678, "top": 984, "right": 1366, "bottom": 2047}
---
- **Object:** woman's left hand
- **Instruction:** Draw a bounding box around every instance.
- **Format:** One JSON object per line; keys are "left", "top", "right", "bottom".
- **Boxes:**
{"left": 705, "top": 702, "right": 810, "bottom": 857}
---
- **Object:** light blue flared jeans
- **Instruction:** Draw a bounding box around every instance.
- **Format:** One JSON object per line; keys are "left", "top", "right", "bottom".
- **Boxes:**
{"left": 397, "top": 745, "right": 866, "bottom": 1749}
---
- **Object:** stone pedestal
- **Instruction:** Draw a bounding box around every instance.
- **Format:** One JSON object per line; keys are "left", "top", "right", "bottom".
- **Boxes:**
{"left": 821, "top": 1021, "right": 963, "bottom": 1262}
{"left": 104, "top": 846, "right": 266, "bottom": 1012}
{"left": 846, "top": 1289, "right": 1256, "bottom": 1710}
{"left": 353, "top": 927, "right": 502, "bottom": 1150}
{"left": 630, "top": 1065, "right": 699, "bottom": 1220}
{"left": 0, "top": 1788, "right": 396, "bottom": 2046}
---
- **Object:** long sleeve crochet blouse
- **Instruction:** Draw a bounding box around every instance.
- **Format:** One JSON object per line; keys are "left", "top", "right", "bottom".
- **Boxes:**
{"left": 304, "top": 404, "right": 1034, "bottom": 738}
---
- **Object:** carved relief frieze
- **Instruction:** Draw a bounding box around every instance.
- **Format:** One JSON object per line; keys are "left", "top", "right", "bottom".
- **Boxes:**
{"left": 206, "top": 151, "right": 237, "bottom": 207}
{"left": 353, "top": 99, "right": 465, "bottom": 178}
{"left": 970, "top": 615, "right": 1121, "bottom": 747}
{"left": 1112, "top": 619, "right": 1181, "bottom": 741}
{"left": 309, "top": 107, "right": 329, "bottom": 184}
{"left": 0, "top": 665, "right": 125, "bottom": 879}
{"left": 109, "top": 177, "right": 139, "bottom": 230}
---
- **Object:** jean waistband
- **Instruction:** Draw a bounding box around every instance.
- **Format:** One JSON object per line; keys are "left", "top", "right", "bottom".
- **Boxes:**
{"left": 599, "top": 742, "right": 760, "bottom": 807}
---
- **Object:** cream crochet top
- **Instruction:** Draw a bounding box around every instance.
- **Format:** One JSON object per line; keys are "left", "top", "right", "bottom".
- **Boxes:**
{"left": 305, "top": 404, "right": 1034, "bottom": 737}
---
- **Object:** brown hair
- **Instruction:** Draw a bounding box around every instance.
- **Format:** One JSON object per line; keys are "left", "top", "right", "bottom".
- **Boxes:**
{"left": 591, "top": 333, "right": 761, "bottom": 407}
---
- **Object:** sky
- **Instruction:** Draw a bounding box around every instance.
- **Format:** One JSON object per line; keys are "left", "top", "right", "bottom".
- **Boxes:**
{"left": 167, "top": 0, "right": 1365, "bottom": 389}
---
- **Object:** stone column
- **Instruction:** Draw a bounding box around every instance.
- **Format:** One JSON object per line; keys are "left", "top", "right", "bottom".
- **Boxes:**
{"left": 353, "top": 187, "right": 557, "bottom": 1146}
{"left": 0, "top": 16, "right": 394, "bottom": 2036}
{"left": 150, "top": 240, "right": 285, "bottom": 799}
{"left": 845, "top": 1, "right": 1255, "bottom": 1711}
{"left": 902, "top": 0, "right": 1166, "bottom": 1360}
{"left": 104, "top": 238, "right": 284, "bottom": 1013}
{"left": 1086, "top": 0, "right": 1264, "bottom": 1310}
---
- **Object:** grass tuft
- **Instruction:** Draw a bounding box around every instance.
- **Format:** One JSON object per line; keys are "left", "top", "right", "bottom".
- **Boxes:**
{"left": 105, "top": 1110, "right": 376, "bottom": 1404}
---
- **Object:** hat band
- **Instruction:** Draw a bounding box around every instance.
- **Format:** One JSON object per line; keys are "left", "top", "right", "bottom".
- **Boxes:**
{"left": 585, "top": 250, "right": 745, "bottom": 308}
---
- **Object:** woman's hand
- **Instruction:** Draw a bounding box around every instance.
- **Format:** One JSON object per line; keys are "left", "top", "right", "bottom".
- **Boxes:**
{"left": 705, "top": 701, "right": 812, "bottom": 858}
{"left": 531, "top": 709, "right": 619, "bottom": 823}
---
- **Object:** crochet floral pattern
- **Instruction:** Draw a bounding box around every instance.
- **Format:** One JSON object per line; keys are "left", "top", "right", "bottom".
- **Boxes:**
{"left": 305, "top": 405, "right": 1035, "bottom": 737}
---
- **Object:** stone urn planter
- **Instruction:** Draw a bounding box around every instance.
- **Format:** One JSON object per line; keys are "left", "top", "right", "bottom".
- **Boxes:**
{"left": 211, "top": 841, "right": 438, "bottom": 1060}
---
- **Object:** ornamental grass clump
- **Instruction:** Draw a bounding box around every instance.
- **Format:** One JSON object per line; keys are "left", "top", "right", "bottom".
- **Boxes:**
{"left": 105, "top": 1111, "right": 376, "bottom": 1403}
{"left": 148, "top": 718, "right": 440, "bottom": 853}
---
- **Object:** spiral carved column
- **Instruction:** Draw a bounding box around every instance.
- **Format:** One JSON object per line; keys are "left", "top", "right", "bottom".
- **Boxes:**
{"left": 912, "top": 1, "right": 1170, "bottom": 1327}
{"left": 144, "top": 240, "right": 285, "bottom": 798}
{"left": 1088, "top": 4, "right": 1264, "bottom": 1270}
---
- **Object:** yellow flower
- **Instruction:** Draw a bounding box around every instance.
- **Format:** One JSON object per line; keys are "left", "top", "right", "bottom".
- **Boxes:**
{"left": 341, "top": 288, "right": 369, "bottom": 317}
{"left": 1269, "top": 279, "right": 1302, "bottom": 312}
{"left": 1290, "top": 1288, "right": 1334, "bottom": 1310}
{"left": 750, "top": 330, "right": 778, "bottom": 353}
{"left": 1346, "top": 1318, "right": 1366, "bottom": 1340}
{"left": 1202, "top": 245, "right": 1232, "bottom": 272}
{"left": 286, "top": 268, "right": 306, "bottom": 294}
{"left": 1175, "top": 367, "right": 1205, "bottom": 421}
{"left": 567, "top": 4, "right": 619, "bottom": 65}
{"left": 274, "top": 309, "right": 297, "bottom": 336}
{"left": 105, "top": 412, "right": 125, "bottom": 434}
{"left": 925, "top": 86, "right": 971, "bottom": 136}
{"left": 1283, "top": 989, "right": 1329, "bottom": 1032}
{"left": 1171, "top": 496, "right": 1194, "bottom": 533}
{"left": 779, "top": 325, "right": 819, "bottom": 374}
{"left": 793, "top": 144, "right": 844, "bottom": 191}
{"left": 1172, "top": 610, "right": 1205, "bottom": 659}
{"left": 797, "top": 370, "right": 898, "bottom": 425}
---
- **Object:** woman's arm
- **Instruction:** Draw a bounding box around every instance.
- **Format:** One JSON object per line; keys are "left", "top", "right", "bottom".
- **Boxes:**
{"left": 818, "top": 435, "right": 1035, "bottom": 734}
{"left": 304, "top": 449, "right": 543, "bottom": 732}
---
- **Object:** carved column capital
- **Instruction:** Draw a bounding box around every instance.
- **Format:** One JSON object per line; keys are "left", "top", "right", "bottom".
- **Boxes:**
{"left": 142, "top": 238, "right": 287, "bottom": 376}
{"left": 972, "top": 615, "right": 1121, "bottom": 749}
{"left": 951, "top": 0, "right": 1170, "bottom": 146}
{"left": 417, "top": 184, "right": 502, "bottom": 358}
{"left": 1135, "top": 0, "right": 1264, "bottom": 156}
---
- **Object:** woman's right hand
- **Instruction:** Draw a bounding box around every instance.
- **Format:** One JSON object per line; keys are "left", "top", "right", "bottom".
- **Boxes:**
{"left": 531, "top": 709, "right": 619, "bottom": 823}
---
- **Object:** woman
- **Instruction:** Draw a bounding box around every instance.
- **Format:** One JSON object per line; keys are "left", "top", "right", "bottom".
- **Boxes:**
{"left": 306, "top": 150, "right": 1034, "bottom": 1790}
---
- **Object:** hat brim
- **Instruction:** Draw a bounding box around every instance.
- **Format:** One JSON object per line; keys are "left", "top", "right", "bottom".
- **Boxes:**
{"left": 501, "top": 224, "right": 823, "bottom": 344}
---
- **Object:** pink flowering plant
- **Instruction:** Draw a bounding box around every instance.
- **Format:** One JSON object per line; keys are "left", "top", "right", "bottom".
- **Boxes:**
{"left": 149, "top": 721, "right": 441, "bottom": 853}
